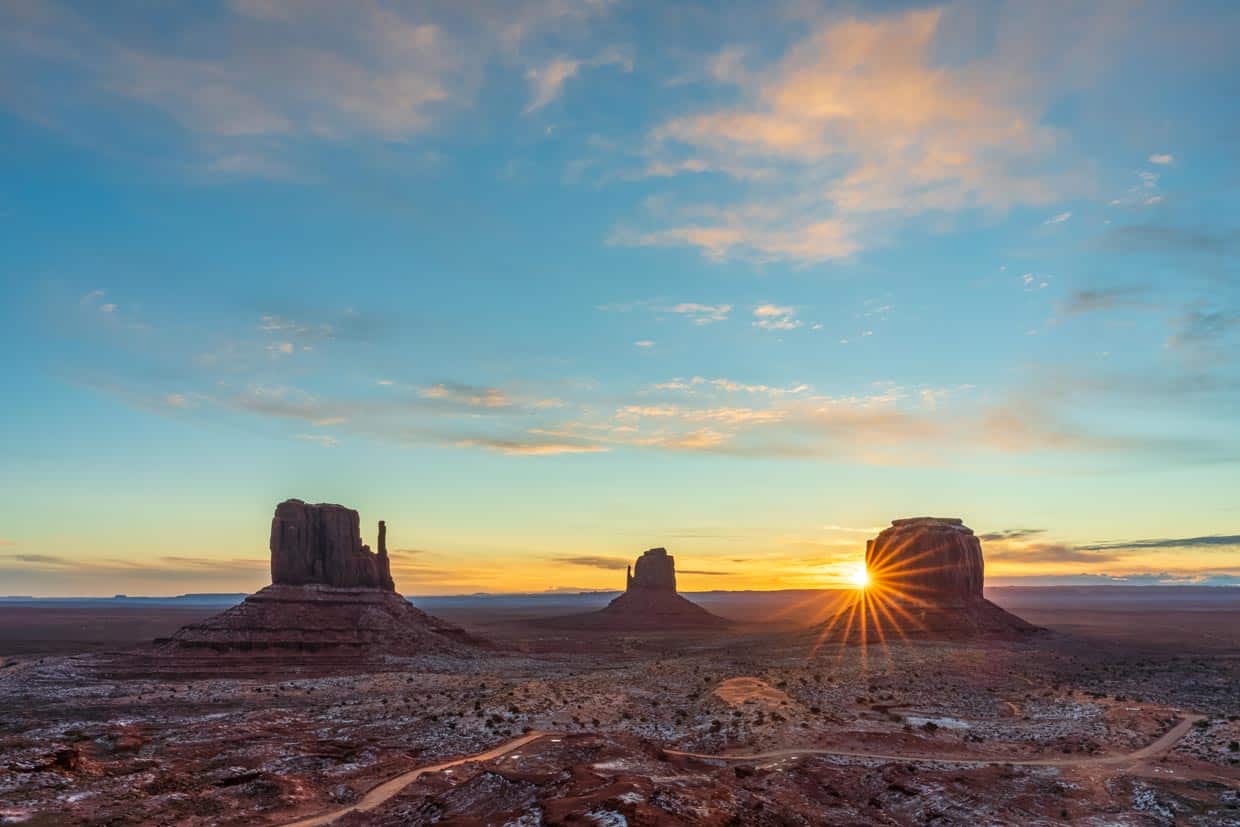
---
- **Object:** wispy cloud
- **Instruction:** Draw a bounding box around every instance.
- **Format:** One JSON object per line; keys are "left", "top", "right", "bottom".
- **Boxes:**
{"left": 663, "top": 302, "right": 732, "bottom": 325}
{"left": 1148, "top": 153, "right": 1174, "bottom": 165}
{"left": 1057, "top": 286, "right": 1149, "bottom": 316}
{"left": 1078, "top": 534, "right": 1240, "bottom": 551}
{"left": 419, "top": 383, "right": 512, "bottom": 409}
{"left": 455, "top": 437, "right": 608, "bottom": 456}
{"left": 2, "top": 0, "right": 619, "bottom": 175}
{"left": 979, "top": 528, "right": 1047, "bottom": 543}
{"left": 752, "top": 304, "right": 801, "bottom": 331}
{"left": 294, "top": 433, "right": 339, "bottom": 448}
{"left": 524, "top": 47, "right": 632, "bottom": 113}
{"left": 619, "top": 7, "right": 1081, "bottom": 262}
{"left": 553, "top": 555, "right": 630, "bottom": 570}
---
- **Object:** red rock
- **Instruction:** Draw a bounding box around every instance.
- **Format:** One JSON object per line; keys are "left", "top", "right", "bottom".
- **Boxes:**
{"left": 625, "top": 548, "right": 677, "bottom": 592}
{"left": 270, "top": 499, "right": 393, "bottom": 590}
{"left": 162, "top": 500, "right": 480, "bottom": 656}
{"left": 554, "top": 547, "right": 727, "bottom": 630}
{"left": 865, "top": 517, "right": 983, "bottom": 606}
{"left": 823, "top": 517, "right": 1041, "bottom": 641}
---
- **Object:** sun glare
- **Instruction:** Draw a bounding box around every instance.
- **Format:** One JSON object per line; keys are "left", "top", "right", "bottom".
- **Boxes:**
{"left": 849, "top": 564, "right": 870, "bottom": 589}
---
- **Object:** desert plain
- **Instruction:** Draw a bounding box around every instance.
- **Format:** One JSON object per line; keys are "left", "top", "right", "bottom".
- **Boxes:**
{"left": 1, "top": 583, "right": 1238, "bottom": 826}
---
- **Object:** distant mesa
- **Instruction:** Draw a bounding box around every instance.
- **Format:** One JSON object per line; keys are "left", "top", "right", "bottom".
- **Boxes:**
{"left": 164, "top": 499, "right": 477, "bottom": 656}
{"left": 550, "top": 547, "right": 728, "bottom": 630}
{"left": 833, "top": 517, "right": 1040, "bottom": 640}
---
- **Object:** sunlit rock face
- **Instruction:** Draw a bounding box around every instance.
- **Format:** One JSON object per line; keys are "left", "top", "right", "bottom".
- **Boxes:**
{"left": 829, "top": 516, "right": 1043, "bottom": 640}
{"left": 270, "top": 499, "right": 395, "bottom": 591}
{"left": 865, "top": 518, "right": 984, "bottom": 607}
{"left": 625, "top": 548, "right": 677, "bottom": 592}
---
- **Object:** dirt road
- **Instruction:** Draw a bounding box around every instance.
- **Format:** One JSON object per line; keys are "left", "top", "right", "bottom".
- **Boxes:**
{"left": 281, "top": 716, "right": 1202, "bottom": 825}
{"left": 281, "top": 730, "right": 548, "bottom": 827}
{"left": 664, "top": 715, "right": 1203, "bottom": 769}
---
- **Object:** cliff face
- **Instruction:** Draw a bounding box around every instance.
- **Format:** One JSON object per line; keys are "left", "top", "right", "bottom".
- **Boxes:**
{"left": 837, "top": 516, "right": 1041, "bottom": 640}
{"left": 625, "top": 548, "right": 677, "bottom": 592}
{"left": 269, "top": 499, "right": 394, "bottom": 591}
{"left": 865, "top": 517, "right": 983, "bottom": 607}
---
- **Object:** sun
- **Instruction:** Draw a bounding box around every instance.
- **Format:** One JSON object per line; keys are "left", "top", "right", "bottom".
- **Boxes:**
{"left": 848, "top": 563, "right": 870, "bottom": 589}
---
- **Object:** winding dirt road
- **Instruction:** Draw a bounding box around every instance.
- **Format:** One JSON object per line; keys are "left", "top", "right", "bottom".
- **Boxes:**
{"left": 282, "top": 730, "right": 548, "bottom": 827}
{"left": 663, "top": 715, "right": 1203, "bottom": 769}
{"left": 281, "top": 716, "right": 1202, "bottom": 826}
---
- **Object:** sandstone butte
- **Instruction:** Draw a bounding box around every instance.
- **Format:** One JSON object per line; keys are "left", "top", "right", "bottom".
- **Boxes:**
{"left": 846, "top": 517, "right": 1041, "bottom": 639}
{"left": 563, "top": 547, "right": 729, "bottom": 630}
{"left": 165, "top": 499, "right": 475, "bottom": 655}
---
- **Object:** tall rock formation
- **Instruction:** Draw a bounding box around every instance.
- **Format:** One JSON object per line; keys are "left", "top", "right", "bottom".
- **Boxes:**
{"left": 270, "top": 499, "right": 395, "bottom": 591}
{"left": 164, "top": 499, "right": 476, "bottom": 659}
{"left": 552, "top": 547, "right": 727, "bottom": 630}
{"left": 625, "top": 548, "right": 677, "bottom": 592}
{"left": 825, "top": 517, "right": 1039, "bottom": 641}
{"left": 865, "top": 518, "right": 983, "bottom": 606}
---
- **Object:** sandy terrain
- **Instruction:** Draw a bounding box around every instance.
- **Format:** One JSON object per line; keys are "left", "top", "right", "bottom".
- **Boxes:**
{"left": 1, "top": 587, "right": 1237, "bottom": 825}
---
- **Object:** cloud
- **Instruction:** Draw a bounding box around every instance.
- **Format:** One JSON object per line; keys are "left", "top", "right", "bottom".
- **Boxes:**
{"left": 633, "top": 339, "right": 655, "bottom": 348}
{"left": 524, "top": 46, "right": 632, "bottom": 113}
{"left": 985, "top": 542, "right": 1126, "bottom": 564}
{"left": 1057, "top": 286, "right": 1149, "bottom": 316}
{"left": 651, "top": 376, "right": 811, "bottom": 397}
{"left": 294, "top": 433, "right": 338, "bottom": 448}
{"left": 455, "top": 437, "right": 608, "bottom": 456}
{"left": 988, "top": 571, "right": 1240, "bottom": 586}
{"left": 679, "top": 569, "right": 730, "bottom": 576}
{"left": 12, "top": 553, "right": 67, "bottom": 565}
{"left": 1043, "top": 211, "right": 1072, "bottom": 225}
{"left": 553, "top": 555, "right": 630, "bottom": 570}
{"left": 1148, "top": 153, "right": 1174, "bottom": 165}
{"left": 622, "top": 219, "right": 859, "bottom": 264}
{"left": 525, "top": 58, "right": 582, "bottom": 113}
{"left": 978, "top": 529, "right": 1047, "bottom": 543}
{"left": 419, "top": 383, "right": 512, "bottom": 409}
{"left": 621, "top": 7, "right": 1078, "bottom": 263}
{"left": 2, "top": 0, "right": 618, "bottom": 175}
{"left": 752, "top": 304, "right": 801, "bottom": 331}
{"left": 663, "top": 303, "right": 732, "bottom": 324}
{"left": 1165, "top": 309, "right": 1239, "bottom": 351}
{"left": 1077, "top": 534, "right": 1240, "bottom": 552}
{"left": 1102, "top": 224, "right": 1239, "bottom": 255}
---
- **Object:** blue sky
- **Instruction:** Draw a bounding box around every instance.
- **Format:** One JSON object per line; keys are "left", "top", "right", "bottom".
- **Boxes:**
{"left": 2, "top": 0, "right": 1238, "bottom": 596}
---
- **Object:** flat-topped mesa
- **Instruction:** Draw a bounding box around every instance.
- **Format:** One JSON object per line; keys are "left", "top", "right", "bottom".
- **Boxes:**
{"left": 626, "top": 547, "right": 677, "bottom": 592}
{"left": 270, "top": 499, "right": 394, "bottom": 591}
{"left": 866, "top": 517, "right": 983, "bottom": 607}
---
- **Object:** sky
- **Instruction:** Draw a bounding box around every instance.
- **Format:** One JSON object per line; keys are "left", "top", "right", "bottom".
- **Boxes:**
{"left": 2, "top": 0, "right": 1239, "bottom": 597}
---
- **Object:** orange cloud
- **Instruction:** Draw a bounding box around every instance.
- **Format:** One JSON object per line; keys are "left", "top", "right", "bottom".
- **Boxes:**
{"left": 626, "top": 7, "right": 1076, "bottom": 262}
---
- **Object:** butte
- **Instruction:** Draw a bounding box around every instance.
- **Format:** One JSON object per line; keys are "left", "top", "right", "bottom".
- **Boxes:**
{"left": 162, "top": 499, "right": 478, "bottom": 659}
{"left": 554, "top": 547, "right": 728, "bottom": 630}
{"left": 829, "top": 517, "right": 1040, "bottom": 640}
